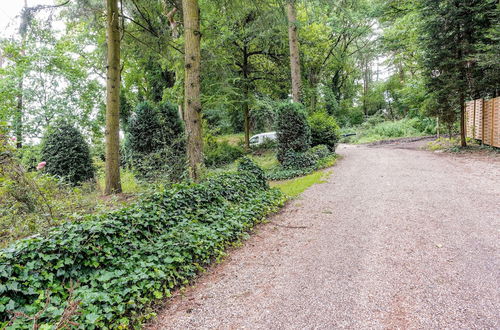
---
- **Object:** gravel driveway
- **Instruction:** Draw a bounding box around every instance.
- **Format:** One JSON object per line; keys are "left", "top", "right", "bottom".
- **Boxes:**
{"left": 149, "top": 142, "right": 500, "bottom": 329}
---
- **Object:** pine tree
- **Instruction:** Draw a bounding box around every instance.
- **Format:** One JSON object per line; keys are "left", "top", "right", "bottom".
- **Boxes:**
{"left": 420, "top": 0, "right": 498, "bottom": 146}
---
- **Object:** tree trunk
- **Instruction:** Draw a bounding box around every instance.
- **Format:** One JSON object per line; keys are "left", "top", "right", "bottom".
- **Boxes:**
{"left": 14, "top": 0, "right": 28, "bottom": 149}
{"left": 459, "top": 93, "right": 467, "bottom": 147}
{"left": 243, "top": 88, "right": 250, "bottom": 150}
{"left": 287, "top": 0, "right": 301, "bottom": 103}
{"left": 182, "top": 0, "right": 203, "bottom": 181}
{"left": 15, "top": 79, "right": 23, "bottom": 149}
{"left": 104, "top": 0, "right": 122, "bottom": 194}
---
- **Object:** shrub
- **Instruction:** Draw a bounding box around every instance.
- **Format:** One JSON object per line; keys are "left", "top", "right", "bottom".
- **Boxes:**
{"left": 18, "top": 145, "right": 42, "bottom": 171}
{"left": 0, "top": 161, "right": 285, "bottom": 329}
{"left": 308, "top": 111, "right": 340, "bottom": 152}
{"left": 308, "top": 145, "right": 331, "bottom": 159}
{"left": 266, "top": 146, "right": 335, "bottom": 181}
{"left": 281, "top": 151, "right": 316, "bottom": 169}
{"left": 125, "top": 102, "right": 186, "bottom": 181}
{"left": 41, "top": 121, "right": 95, "bottom": 185}
{"left": 276, "top": 102, "right": 311, "bottom": 163}
{"left": 204, "top": 135, "right": 244, "bottom": 168}
{"left": 1, "top": 131, "right": 103, "bottom": 246}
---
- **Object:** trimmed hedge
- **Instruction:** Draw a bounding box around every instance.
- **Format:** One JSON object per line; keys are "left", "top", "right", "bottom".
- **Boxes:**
{"left": 0, "top": 159, "right": 285, "bottom": 329}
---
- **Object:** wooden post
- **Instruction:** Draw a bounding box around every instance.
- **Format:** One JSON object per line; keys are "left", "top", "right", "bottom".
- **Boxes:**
{"left": 481, "top": 98, "right": 485, "bottom": 145}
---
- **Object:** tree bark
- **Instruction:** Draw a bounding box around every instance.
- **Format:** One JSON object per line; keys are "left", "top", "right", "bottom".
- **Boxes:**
{"left": 14, "top": 0, "right": 28, "bottom": 149}
{"left": 104, "top": 0, "right": 122, "bottom": 194}
{"left": 15, "top": 78, "right": 23, "bottom": 149}
{"left": 459, "top": 93, "right": 467, "bottom": 147}
{"left": 182, "top": 0, "right": 203, "bottom": 181}
{"left": 243, "top": 90, "right": 250, "bottom": 150}
{"left": 287, "top": 0, "right": 301, "bottom": 103}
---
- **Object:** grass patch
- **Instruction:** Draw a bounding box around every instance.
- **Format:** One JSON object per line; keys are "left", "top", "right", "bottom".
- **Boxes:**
{"left": 426, "top": 137, "right": 500, "bottom": 154}
{"left": 271, "top": 169, "right": 332, "bottom": 198}
{"left": 341, "top": 117, "right": 437, "bottom": 144}
{"left": 216, "top": 133, "right": 244, "bottom": 146}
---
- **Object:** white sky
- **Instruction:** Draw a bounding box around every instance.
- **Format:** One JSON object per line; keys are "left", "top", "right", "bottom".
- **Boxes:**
{"left": 0, "top": 0, "right": 55, "bottom": 38}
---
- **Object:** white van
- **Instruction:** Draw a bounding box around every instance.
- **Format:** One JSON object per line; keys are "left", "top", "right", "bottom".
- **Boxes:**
{"left": 249, "top": 132, "right": 277, "bottom": 146}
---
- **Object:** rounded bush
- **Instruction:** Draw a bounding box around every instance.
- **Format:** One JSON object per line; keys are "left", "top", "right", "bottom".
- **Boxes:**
{"left": 125, "top": 101, "right": 185, "bottom": 180}
{"left": 308, "top": 111, "right": 340, "bottom": 152}
{"left": 276, "top": 102, "right": 311, "bottom": 163}
{"left": 41, "top": 121, "right": 94, "bottom": 185}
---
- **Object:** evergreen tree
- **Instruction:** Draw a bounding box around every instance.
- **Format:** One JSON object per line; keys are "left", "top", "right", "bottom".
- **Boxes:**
{"left": 419, "top": 0, "right": 498, "bottom": 146}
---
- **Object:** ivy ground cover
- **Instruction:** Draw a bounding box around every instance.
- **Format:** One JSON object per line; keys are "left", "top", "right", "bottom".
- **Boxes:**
{"left": 0, "top": 159, "right": 285, "bottom": 329}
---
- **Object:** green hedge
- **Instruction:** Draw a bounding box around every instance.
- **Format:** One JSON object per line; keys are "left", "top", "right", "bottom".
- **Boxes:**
{"left": 0, "top": 159, "right": 285, "bottom": 329}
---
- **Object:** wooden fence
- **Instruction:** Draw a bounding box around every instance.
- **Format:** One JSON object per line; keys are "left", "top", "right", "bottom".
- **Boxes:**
{"left": 465, "top": 96, "right": 500, "bottom": 148}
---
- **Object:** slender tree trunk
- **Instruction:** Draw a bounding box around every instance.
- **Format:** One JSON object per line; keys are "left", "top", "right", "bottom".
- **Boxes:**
{"left": 459, "top": 93, "right": 467, "bottom": 147}
{"left": 15, "top": 79, "right": 23, "bottom": 149}
{"left": 182, "top": 0, "right": 203, "bottom": 181}
{"left": 436, "top": 116, "right": 440, "bottom": 138}
{"left": 14, "top": 0, "right": 28, "bottom": 149}
{"left": 287, "top": 0, "right": 301, "bottom": 103}
{"left": 243, "top": 88, "right": 250, "bottom": 150}
{"left": 104, "top": 0, "right": 122, "bottom": 194}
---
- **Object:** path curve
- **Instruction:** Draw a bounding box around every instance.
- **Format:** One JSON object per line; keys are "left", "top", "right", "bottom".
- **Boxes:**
{"left": 149, "top": 142, "right": 500, "bottom": 329}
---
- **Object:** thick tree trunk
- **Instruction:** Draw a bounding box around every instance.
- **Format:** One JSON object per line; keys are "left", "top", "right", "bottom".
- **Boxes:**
{"left": 460, "top": 94, "right": 467, "bottom": 147}
{"left": 182, "top": 0, "right": 203, "bottom": 181}
{"left": 104, "top": 0, "right": 122, "bottom": 194}
{"left": 287, "top": 0, "right": 301, "bottom": 103}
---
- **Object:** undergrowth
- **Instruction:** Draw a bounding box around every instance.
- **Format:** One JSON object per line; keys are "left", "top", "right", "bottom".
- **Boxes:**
{"left": 0, "top": 159, "right": 285, "bottom": 329}
{"left": 341, "top": 117, "right": 437, "bottom": 144}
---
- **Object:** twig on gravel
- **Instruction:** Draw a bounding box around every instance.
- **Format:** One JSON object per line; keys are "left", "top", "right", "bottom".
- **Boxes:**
{"left": 273, "top": 224, "right": 309, "bottom": 229}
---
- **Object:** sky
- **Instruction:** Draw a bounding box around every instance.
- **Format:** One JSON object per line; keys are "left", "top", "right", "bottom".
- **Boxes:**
{"left": 0, "top": 0, "right": 55, "bottom": 38}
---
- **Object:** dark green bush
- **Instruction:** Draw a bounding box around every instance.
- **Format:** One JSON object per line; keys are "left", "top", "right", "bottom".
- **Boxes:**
{"left": 41, "top": 121, "right": 95, "bottom": 185}
{"left": 204, "top": 136, "right": 244, "bottom": 168}
{"left": 308, "top": 145, "right": 331, "bottom": 159}
{"left": 276, "top": 102, "right": 311, "bottom": 163}
{"left": 308, "top": 111, "right": 340, "bottom": 152}
{"left": 266, "top": 145, "right": 335, "bottom": 181}
{"left": 281, "top": 150, "right": 316, "bottom": 169}
{"left": 125, "top": 102, "right": 185, "bottom": 181}
{"left": 0, "top": 161, "right": 285, "bottom": 329}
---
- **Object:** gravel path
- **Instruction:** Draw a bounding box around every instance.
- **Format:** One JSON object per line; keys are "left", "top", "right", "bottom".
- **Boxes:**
{"left": 149, "top": 142, "right": 500, "bottom": 329}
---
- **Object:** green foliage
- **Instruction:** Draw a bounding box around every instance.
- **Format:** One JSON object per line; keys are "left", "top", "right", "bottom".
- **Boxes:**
{"left": 281, "top": 151, "right": 317, "bottom": 170}
{"left": 125, "top": 102, "right": 185, "bottom": 181}
{"left": 0, "top": 162, "right": 285, "bottom": 329}
{"left": 0, "top": 129, "right": 104, "bottom": 247}
{"left": 276, "top": 103, "right": 311, "bottom": 163}
{"left": 204, "top": 135, "right": 245, "bottom": 168}
{"left": 41, "top": 121, "right": 95, "bottom": 185}
{"left": 267, "top": 145, "right": 336, "bottom": 181}
{"left": 18, "top": 145, "right": 42, "bottom": 172}
{"left": 343, "top": 117, "right": 437, "bottom": 144}
{"left": 308, "top": 112, "right": 340, "bottom": 152}
{"left": 419, "top": 0, "right": 498, "bottom": 125}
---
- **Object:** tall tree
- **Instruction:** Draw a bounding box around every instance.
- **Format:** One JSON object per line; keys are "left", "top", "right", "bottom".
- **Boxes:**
{"left": 420, "top": 0, "right": 498, "bottom": 147}
{"left": 287, "top": 0, "right": 301, "bottom": 103}
{"left": 104, "top": 0, "right": 122, "bottom": 194}
{"left": 182, "top": 0, "right": 203, "bottom": 181}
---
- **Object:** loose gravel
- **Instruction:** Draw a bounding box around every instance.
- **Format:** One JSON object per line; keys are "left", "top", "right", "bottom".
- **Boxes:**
{"left": 148, "top": 142, "right": 500, "bottom": 329}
